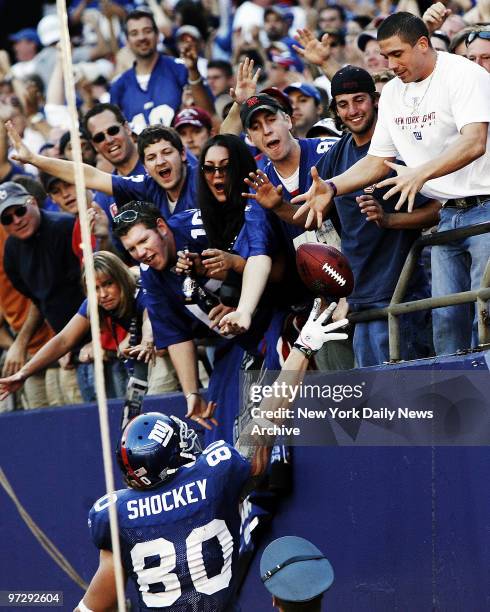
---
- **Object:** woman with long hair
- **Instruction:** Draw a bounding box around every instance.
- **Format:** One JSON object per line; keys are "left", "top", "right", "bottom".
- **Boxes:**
{"left": 0, "top": 251, "right": 154, "bottom": 400}
{"left": 178, "top": 133, "right": 281, "bottom": 333}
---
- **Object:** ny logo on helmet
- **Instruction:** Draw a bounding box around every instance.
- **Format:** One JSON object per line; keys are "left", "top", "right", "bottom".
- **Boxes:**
{"left": 148, "top": 419, "right": 174, "bottom": 447}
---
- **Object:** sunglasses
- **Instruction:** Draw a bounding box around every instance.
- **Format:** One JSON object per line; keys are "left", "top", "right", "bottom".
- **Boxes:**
{"left": 1, "top": 205, "right": 27, "bottom": 226}
{"left": 91, "top": 124, "right": 122, "bottom": 144}
{"left": 201, "top": 164, "right": 230, "bottom": 176}
{"left": 466, "top": 30, "right": 490, "bottom": 47}
{"left": 113, "top": 209, "right": 141, "bottom": 225}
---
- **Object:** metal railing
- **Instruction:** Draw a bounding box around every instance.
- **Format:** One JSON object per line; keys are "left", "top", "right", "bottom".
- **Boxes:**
{"left": 348, "top": 221, "right": 490, "bottom": 362}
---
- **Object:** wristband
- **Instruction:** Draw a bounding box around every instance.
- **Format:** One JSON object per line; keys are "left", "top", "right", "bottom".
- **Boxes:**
{"left": 187, "top": 75, "right": 203, "bottom": 85}
{"left": 293, "top": 343, "right": 316, "bottom": 359}
{"left": 78, "top": 600, "right": 94, "bottom": 612}
{"left": 326, "top": 180, "right": 337, "bottom": 197}
{"left": 185, "top": 392, "right": 201, "bottom": 400}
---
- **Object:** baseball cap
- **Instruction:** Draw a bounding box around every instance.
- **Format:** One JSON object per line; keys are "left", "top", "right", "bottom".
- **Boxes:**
{"left": 260, "top": 87, "right": 293, "bottom": 116}
{"left": 306, "top": 118, "right": 342, "bottom": 138}
{"left": 240, "top": 94, "right": 284, "bottom": 129}
{"left": 260, "top": 536, "right": 334, "bottom": 602}
{"left": 284, "top": 82, "right": 321, "bottom": 103}
{"left": 39, "top": 172, "right": 62, "bottom": 192}
{"left": 172, "top": 107, "right": 212, "bottom": 131}
{"left": 176, "top": 25, "right": 202, "bottom": 41}
{"left": 37, "top": 14, "right": 60, "bottom": 47}
{"left": 330, "top": 65, "right": 375, "bottom": 98}
{"left": 357, "top": 31, "right": 377, "bottom": 52}
{"left": 9, "top": 28, "right": 40, "bottom": 45}
{"left": 0, "top": 182, "right": 31, "bottom": 217}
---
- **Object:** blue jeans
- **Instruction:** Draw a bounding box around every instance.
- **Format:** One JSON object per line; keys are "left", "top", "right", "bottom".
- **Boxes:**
{"left": 431, "top": 200, "right": 490, "bottom": 355}
{"left": 351, "top": 295, "right": 432, "bottom": 368}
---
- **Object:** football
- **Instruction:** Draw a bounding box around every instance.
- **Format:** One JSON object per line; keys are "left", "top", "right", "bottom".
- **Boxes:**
{"left": 296, "top": 243, "right": 354, "bottom": 298}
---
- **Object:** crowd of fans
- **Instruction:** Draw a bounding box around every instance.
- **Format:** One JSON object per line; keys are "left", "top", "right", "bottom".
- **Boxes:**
{"left": 0, "top": 0, "right": 488, "bottom": 420}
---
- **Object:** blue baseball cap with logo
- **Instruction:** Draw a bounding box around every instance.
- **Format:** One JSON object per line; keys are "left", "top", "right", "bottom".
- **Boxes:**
{"left": 0, "top": 182, "right": 31, "bottom": 217}
{"left": 260, "top": 536, "right": 334, "bottom": 602}
{"left": 9, "top": 28, "right": 40, "bottom": 45}
{"left": 284, "top": 82, "right": 321, "bottom": 103}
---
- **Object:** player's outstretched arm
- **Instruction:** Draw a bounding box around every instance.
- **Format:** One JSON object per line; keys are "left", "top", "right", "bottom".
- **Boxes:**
{"left": 74, "top": 550, "right": 120, "bottom": 612}
{"left": 236, "top": 299, "right": 348, "bottom": 475}
{"left": 5, "top": 121, "right": 113, "bottom": 195}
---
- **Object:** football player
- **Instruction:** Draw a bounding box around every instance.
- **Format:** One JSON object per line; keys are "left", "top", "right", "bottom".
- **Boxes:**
{"left": 75, "top": 300, "right": 348, "bottom": 612}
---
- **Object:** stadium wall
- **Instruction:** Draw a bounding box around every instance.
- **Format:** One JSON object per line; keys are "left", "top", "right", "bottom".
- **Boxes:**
{"left": 0, "top": 351, "right": 489, "bottom": 610}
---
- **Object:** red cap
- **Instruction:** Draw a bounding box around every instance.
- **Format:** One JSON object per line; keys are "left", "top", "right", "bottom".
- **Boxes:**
{"left": 172, "top": 107, "right": 212, "bottom": 131}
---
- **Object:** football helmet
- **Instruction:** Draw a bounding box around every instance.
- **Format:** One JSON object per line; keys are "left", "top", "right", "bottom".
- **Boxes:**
{"left": 117, "top": 413, "right": 202, "bottom": 488}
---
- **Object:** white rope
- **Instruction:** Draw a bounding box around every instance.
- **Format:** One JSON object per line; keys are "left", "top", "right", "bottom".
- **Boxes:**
{"left": 56, "top": 2, "right": 126, "bottom": 609}
{"left": 0, "top": 467, "right": 89, "bottom": 590}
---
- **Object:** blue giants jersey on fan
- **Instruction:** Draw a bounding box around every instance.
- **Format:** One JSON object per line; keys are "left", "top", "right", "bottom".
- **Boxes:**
{"left": 111, "top": 163, "right": 198, "bottom": 221}
{"left": 110, "top": 55, "right": 188, "bottom": 134}
{"left": 262, "top": 137, "right": 336, "bottom": 200}
{"left": 89, "top": 441, "right": 251, "bottom": 611}
{"left": 141, "top": 207, "right": 277, "bottom": 349}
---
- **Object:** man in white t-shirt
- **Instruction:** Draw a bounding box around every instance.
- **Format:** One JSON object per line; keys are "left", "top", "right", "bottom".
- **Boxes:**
{"left": 292, "top": 12, "right": 490, "bottom": 356}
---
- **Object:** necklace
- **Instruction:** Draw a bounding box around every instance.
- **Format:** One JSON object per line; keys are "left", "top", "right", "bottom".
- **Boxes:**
{"left": 402, "top": 54, "right": 438, "bottom": 115}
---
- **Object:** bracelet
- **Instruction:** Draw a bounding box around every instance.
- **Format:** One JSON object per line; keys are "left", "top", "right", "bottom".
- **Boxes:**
{"left": 78, "top": 600, "right": 94, "bottom": 612}
{"left": 293, "top": 343, "right": 316, "bottom": 359}
{"left": 185, "top": 392, "right": 201, "bottom": 400}
{"left": 187, "top": 74, "right": 203, "bottom": 86}
{"left": 325, "top": 180, "right": 337, "bottom": 197}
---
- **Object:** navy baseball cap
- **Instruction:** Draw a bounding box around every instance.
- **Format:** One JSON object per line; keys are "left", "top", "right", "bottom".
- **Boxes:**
{"left": 331, "top": 65, "right": 375, "bottom": 98}
{"left": 260, "top": 536, "right": 334, "bottom": 602}
{"left": 0, "top": 182, "right": 31, "bottom": 217}
{"left": 240, "top": 94, "right": 284, "bottom": 129}
{"left": 284, "top": 82, "right": 321, "bottom": 103}
{"left": 9, "top": 28, "right": 40, "bottom": 45}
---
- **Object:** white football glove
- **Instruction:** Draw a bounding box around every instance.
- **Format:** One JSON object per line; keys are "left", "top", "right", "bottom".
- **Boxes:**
{"left": 295, "top": 299, "right": 349, "bottom": 354}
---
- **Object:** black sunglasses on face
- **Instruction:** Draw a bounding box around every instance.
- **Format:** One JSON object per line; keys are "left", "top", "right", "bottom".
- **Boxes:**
{"left": 466, "top": 30, "right": 490, "bottom": 47}
{"left": 1, "top": 205, "right": 28, "bottom": 226}
{"left": 201, "top": 164, "right": 230, "bottom": 176}
{"left": 91, "top": 124, "right": 122, "bottom": 144}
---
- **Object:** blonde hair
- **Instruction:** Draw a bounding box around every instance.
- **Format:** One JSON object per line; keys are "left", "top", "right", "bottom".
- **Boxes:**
{"left": 82, "top": 251, "right": 137, "bottom": 319}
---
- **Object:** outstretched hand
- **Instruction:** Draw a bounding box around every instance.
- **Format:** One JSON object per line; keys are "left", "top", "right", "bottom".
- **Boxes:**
{"left": 291, "top": 166, "right": 334, "bottom": 228}
{"left": 293, "top": 28, "right": 333, "bottom": 66}
{"left": 5, "top": 120, "right": 34, "bottom": 164}
{"left": 186, "top": 393, "right": 218, "bottom": 431}
{"left": 230, "top": 57, "right": 261, "bottom": 104}
{"left": 243, "top": 170, "right": 283, "bottom": 210}
{"left": 376, "top": 160, "right": 425, "bottom": 212}
{"left": 219, "top": 310, "right": 252, "bottom": 335}
{"left": 296, "top": 299, "right": 349, "bottom": 352}
{"left": 0, "top": 371, "right": 25, "bottom": 401}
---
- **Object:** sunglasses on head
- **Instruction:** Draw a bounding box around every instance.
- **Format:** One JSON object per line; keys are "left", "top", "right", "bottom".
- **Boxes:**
{"left": 201, "top": 163, "right": 230, "bottom": 176}
{"left": 1, "top": 204, "right": 28, "bottom": 226}
{"left": 113, "top": 209, "right": 141, "bottom": 225}
{"left": 91, "top": 124, "right": 122, "bottom": 144}
{"left": 466, "top": 30, "right": 490, "bottom": 47}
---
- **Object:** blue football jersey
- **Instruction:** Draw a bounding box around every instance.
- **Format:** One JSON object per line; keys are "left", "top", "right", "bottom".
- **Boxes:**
{"left": 112, "top": 163, "right": 198, "bottom": 221}
{"left": 110, "top": 55, "right": 188, "bottom": 134}
{"left": 141, "top": 207, "right": 278, "bottom": 349}
{"left": 89, "top": 441, "right": 251, "bottom": 611}
{"left": 95, "top": 159, "right": 146, "bottom": 221}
